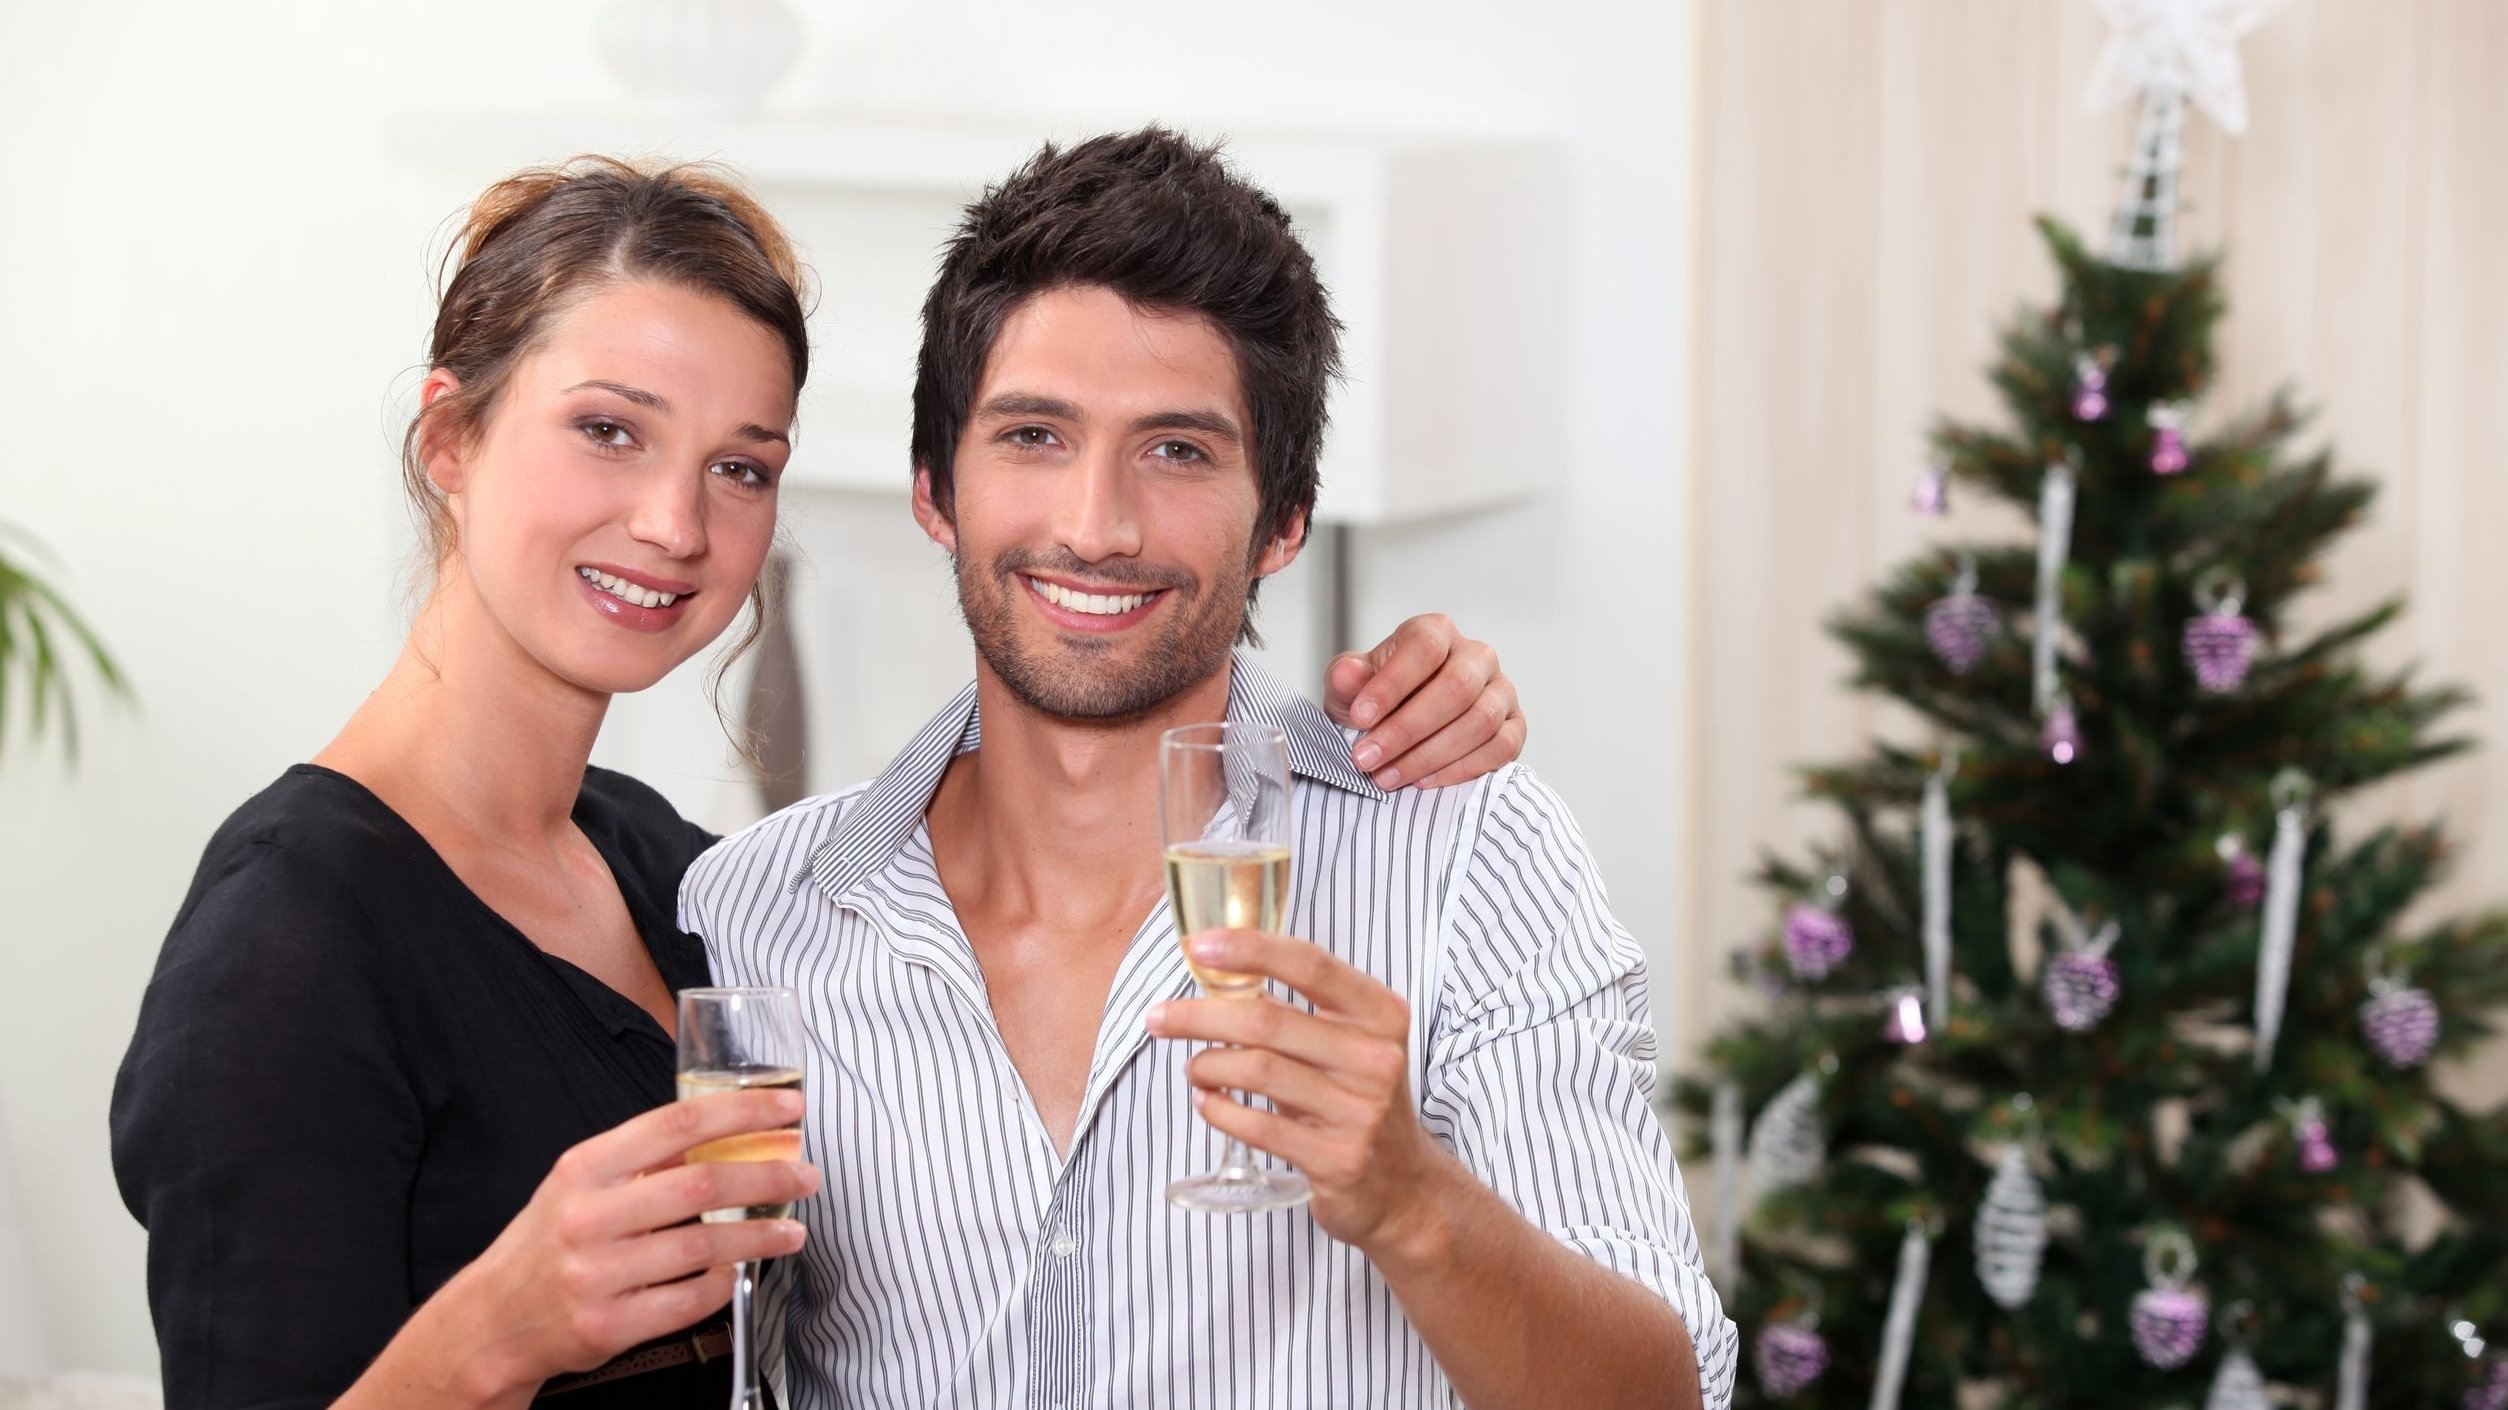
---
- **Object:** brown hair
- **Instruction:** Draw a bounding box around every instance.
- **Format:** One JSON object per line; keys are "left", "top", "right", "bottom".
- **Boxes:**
{"left": 910, "top": 127, "right": 1342, "bottom": 639}
{"left": 404, "top": 156, "right": 812, "bottom": 757}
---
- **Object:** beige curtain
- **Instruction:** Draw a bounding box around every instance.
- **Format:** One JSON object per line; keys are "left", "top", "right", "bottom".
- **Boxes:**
{"left": 1687, "top": 0, "right": 2508, "bottom": 1102}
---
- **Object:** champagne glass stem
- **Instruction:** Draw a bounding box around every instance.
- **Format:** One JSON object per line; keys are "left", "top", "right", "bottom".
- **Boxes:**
{"left": 1217, "top": 1043, "right": 1257, "bottom": 1179}
{"left": 730, "top": 1257, "right": 760, "bottom": 1410}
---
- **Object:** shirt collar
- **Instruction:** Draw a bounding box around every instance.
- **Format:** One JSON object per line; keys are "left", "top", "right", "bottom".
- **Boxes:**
{"left": 801, "top": 650, "right": 1385, "bottom": 904}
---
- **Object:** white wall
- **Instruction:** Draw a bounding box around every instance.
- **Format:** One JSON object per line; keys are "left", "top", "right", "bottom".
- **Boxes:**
{"left": 0, "top": 0, "right": 1695, "bottom": 1371}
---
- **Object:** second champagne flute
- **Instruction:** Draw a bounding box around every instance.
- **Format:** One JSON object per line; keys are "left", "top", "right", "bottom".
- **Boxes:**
{"left": 1160, "top": 721, "right": 1310, "bottom": 1213}
{"left": 677, "top": 986, "right": 805, "bottom": 1410}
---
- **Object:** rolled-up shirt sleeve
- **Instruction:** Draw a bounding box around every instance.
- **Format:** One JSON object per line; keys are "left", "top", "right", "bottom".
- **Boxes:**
{"left": 1419, "top": 767, "right": 1740, "bottom": 1410}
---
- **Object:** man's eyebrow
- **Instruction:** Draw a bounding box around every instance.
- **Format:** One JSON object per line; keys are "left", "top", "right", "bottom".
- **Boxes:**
{"left": 1127, "top": 409, "right": 1243, "bottom": 445}
{"left": 972, "top": 392, "right": 1077, "bottom": 421}
{"left": 562, "top": 379, "right": 668, "bottom": 410}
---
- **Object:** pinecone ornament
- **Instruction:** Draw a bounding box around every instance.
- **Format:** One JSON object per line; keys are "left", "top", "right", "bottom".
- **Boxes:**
{"left": 2132, "top": 1287, "right": 2210, "bottom": 1369}
{"left": 2184, "top": 610, "right": 2258, "bottom": 692}
{"left": 2132, "top": 1233, "right": 2208, "bottom": 1370}
{"left": 1782, "top": 902, "right": 1853, "bottom": 980}
{"left": 1926, "top": 558, "right": 1998, "bottom": 674}
{"left": 2361, "top": 982, "right": 2441, "bottom": 1069}
{"left": 1974, "top": 1145, "right": 2048, "bottom": 1309}
{"left": 2043, "top": 950, "right": 2120, "bottom": 1031}
{"left": 1753, "top": 1322, "right": 1830, "bottom": 1399}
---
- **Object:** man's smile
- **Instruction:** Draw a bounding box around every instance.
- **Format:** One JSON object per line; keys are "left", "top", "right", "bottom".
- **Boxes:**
{"left": 1020, "top": 573, "right": 1168, "bottom": 631}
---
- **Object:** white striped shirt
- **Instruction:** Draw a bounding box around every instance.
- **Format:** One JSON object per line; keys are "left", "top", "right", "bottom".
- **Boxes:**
{"left": 681, "top": 655, "right": 1737, "bottom": 1409}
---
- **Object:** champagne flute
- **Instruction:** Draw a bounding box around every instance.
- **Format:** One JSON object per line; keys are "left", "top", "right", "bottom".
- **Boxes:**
{"left": 1160, "top": 721, "right": 1310, "bottom": 1213}
{"left": 677, "top": 987, "right": 805, "bottom": 1410}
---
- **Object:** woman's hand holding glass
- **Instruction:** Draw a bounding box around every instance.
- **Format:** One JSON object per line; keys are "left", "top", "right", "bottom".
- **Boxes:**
{"left": 395, "top": 1090, "right": 816, "bottom": 1402}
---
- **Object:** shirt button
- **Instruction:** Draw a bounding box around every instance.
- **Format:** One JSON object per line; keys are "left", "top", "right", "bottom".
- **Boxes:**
{"left": 1049, "top": 1233, "right": 1079, "bottom": 1258}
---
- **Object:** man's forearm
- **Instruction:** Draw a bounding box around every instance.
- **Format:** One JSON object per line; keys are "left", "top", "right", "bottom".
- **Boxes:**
{"left": 1367, "top": 1152, "right": 1706, "bottom": 1410}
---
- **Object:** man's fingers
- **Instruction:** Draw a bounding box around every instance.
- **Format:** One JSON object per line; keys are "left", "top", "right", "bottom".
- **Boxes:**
{"left": 1188, "top": 1043, "right": 1377, "bottom": 1119}
{"left": 1181, "top": 931, "right": 1408, "bottom": 1034}
{"left": 1194, "top": 1089, "right": 1335, "bottom": 1177}
{"left": 1344, "top": 614, "right": 1455, "bottom": 731}
{"left": 562, "top": 1088, "right": 806, "bottom": 1186}
{"left": 1373, "top": 676, "right": 1516, "bottom": 789}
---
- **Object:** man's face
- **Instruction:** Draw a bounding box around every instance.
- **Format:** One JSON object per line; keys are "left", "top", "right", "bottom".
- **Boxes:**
{"left": 914, "top": 283, "right": 1302, "bottom": 721}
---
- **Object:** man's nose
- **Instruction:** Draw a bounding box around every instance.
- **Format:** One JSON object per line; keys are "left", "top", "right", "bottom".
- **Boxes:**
{"left": 1055, "top": 444, "right": 1144, "bottom": 563}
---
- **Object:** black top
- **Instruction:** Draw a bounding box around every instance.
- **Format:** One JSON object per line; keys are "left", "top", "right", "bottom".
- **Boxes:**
{"left": 111, "top": 764, "right": 732, "bottom": 1409}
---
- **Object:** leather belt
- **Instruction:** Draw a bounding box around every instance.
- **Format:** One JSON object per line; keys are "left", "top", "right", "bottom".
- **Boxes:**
{"left": 536, "top": 1320, "right": 735, "bottom": 1398}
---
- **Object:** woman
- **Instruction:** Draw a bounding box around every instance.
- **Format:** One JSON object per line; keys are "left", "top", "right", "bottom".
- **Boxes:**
{"left": 110, "top": 158, "right": 1529, "bottom": 1407}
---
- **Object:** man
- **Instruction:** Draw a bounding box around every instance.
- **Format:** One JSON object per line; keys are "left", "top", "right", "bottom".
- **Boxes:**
{"left": 683, "top": 128, "right": 1736, "bottom": 1409}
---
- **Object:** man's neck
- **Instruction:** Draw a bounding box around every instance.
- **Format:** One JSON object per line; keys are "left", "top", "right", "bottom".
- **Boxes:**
{"left": 925, "top": 657, "right": 1235, "bottom": 935}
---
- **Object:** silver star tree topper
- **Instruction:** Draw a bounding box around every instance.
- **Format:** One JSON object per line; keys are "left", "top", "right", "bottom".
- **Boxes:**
{"left": 2084, "top": 0, "right": 2296, "bottom": 269}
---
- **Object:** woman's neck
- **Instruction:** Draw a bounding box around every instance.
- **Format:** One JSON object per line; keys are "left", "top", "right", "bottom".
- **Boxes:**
{"left": 315, "top": 586, "right": 610, "bottom": 847}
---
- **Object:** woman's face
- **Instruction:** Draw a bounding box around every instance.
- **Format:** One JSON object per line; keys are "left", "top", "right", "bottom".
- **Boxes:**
{"left": 427, "top": 279, "right": 795, "bottom": 698}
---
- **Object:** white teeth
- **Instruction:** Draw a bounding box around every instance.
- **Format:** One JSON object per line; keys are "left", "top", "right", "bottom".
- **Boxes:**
{"left": 1028, "top": 578, "right": 1149, "bottom": 615}
{"left": 577, "top": 567, "right": 680, "bottom": 610}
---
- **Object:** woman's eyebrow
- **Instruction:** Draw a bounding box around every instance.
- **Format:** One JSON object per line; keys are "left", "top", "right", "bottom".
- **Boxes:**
{"left": 563, "top": 379, "right": 668, "bottom": 410}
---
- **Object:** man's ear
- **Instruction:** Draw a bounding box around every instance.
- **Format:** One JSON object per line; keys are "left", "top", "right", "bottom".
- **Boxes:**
{"left": 1252, "top": 508, "right": 1309, "bottom": 579}
{"left": 911, "top": 465, "right": 959, "bottom": 555}
{"left": 418, "top": 369, "right": 467, "bottom": 495}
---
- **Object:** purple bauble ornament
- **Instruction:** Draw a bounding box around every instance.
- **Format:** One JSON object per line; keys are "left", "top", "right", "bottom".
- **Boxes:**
{"left": 2072, "top": 352, "right": 2111, "bottom": 422}
{"left": 2042, "top": 950, "right": 2121, "bottom": 1032}
{"left": 2183, "top": 610, "right": 2258, "bottom": 692}
{"left": 2463, "top": 1359, "right": 2508, "bottom": 1410}
{"left": 2131, "top": 1285, "right": 2210, "bottom": 1369}
{"left": 1911, "top": 459, "right": 1950, "bottom": 516}
{"left": 1925, "top": 593, "right": 1998, "bottom": 674}
{"left": 1882, "top": 987, "right": 1928, "bottom": 1044}
{"left": 2043, "top": 700, "right": 2084, "bottom": 765}
{"left": 2148, "top": 402, "right": 2192, "bottom": 475}
{"left": 1783, "top": 903, "right": 1854, "bottom": 980}
{"left": 2290, "top": 1098, "right": 2339, "bottom": 1173}
{"left": 2220, "top": 839, "right": 2267, "bottom": 908}
{"left": 2362, "top": 983, "right": 2441, "bottom": 1069}
{"left": 1753, "top": 1322, "right": 1831, "bottom": 1399}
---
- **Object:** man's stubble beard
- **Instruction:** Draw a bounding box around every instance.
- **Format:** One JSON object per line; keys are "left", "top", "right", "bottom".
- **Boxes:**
{"left": 956, "top": 545, "right": 1254, "bottom": 722}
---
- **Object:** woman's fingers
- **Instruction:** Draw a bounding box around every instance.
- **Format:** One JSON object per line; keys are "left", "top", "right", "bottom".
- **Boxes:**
{"left": 572, "top": 1158, "right": 820, "bottom": 1245}
{"left": 586, "top": 1214, "right": 808, "bottom": 1299}
{"left": 561, "top": 1088, "right": 805, "bottom": 1186}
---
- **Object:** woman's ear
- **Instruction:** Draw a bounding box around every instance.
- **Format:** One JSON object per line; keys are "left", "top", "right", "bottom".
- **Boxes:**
{"left": 911, "top": 465, "right": 959, "bottom": 555}
{"left": 418, "top": 369, "right": 467, "bottom": 495}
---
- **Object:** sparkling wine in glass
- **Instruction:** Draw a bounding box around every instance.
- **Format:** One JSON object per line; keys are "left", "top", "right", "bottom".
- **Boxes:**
{"left": 1160, "top": 721, "right": 1310, "bottom": 1213}
{"left": 677, "top": 987, "right": 805, "bottom": 1410}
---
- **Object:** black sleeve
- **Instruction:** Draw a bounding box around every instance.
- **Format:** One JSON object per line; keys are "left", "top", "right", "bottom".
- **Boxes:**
{"left": 111, "top": 840, "right": 426, "bottom": 1410}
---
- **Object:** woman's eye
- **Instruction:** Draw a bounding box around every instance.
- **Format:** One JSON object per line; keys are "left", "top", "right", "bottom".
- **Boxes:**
{"left": 712, "top": 460, "right": 773, "bottom": 489}
{"left": 581, "top": 419, "right": 635, "bottom": 449}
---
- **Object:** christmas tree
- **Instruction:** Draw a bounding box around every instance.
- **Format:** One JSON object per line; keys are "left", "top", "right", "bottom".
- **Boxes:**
{"left": 1673, "top": 9, "right": 2508, "bottom": 1408}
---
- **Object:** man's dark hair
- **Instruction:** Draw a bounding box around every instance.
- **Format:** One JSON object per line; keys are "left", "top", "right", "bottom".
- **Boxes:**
{"left": 911, "top": 127, "right": 1343, "bottom": 568}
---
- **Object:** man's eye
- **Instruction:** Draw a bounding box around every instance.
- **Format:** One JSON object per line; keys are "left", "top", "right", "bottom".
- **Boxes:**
{"left": 1008, "top": 426, "right": 1059, "bottom": 448}
{"left": 1153, "top": 440, "right": 1205, "bottom": 463}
